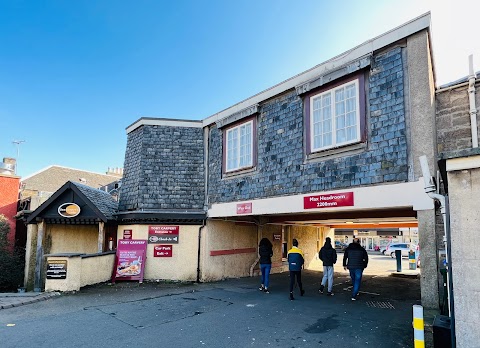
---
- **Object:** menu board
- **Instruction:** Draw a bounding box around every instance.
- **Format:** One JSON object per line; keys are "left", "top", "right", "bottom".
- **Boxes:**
{"left": 113, "top": 239, "right": 147, "bottom": 283}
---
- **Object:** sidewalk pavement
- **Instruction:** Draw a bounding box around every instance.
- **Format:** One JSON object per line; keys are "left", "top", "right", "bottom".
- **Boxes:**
{"left": 0, "top": 291, "right": 60, "bottom": 310}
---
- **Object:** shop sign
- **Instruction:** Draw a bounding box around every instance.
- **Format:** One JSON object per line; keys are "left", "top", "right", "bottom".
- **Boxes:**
{"left": 148, "top": 226, "right": 179, "bottom": 234}
{"left": 148, "top": 225, "right": 179, "bottom": 244}
{"left": 154, "top": 245, "right": 173, "bottom": 257}
{"left": 46, "top": 260, "right": 67, "bottom": 279}
{"left": 149, "top": 234, "right": 179, "bottom": 244}
{"left": 123, "top": 229, "right": 132, "bottom": 239}
{"left": 236, "top": 202, "right": 252, "bottom": 214}
{"left": 303, "top": 192, "right": 354, "bottom": 209}
{"left": 113, "top": 240, "right": 147, "bottom": 282}
{"left": 273, "top": 234, "right": 281, "bottom": 241}
{"left": 57, "top": 203, "right": 81, "bottom": 218}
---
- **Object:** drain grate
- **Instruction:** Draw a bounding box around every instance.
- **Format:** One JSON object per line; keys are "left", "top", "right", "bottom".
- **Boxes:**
{"left": 366, "top": 301, "right": 395, "bottom": 309}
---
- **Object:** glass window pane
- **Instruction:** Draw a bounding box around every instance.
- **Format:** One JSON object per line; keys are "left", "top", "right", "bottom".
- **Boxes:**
{"left": 346, "top": 112, "right": 356, "bottom": 127}
{"left": 345, "top": 84, "right": 355, "bottom": 98}
{"left": 347, "top": 126, "right": 357, "bottom": 140}
{"left": 346, "top": 98, "right": 356, "bottom": 113}
{"left": 323, "top": 132, "right": 332, "bottom": 146}
{"left": 335, "top": 89, "right": 344, "bottom": 102}
{"left": 336, "top": 101, "right": 345, "bottom": 116}
{"left": 313, "top": 109, "right": 321, "bottom": 123}
{"left": 322, "top": 93, "right": 331, "bottom": 107}
{"left": 336, "top": 115, "right": 345, "bottom": 129}
{"left": 337, "top": 129, "right": 346, "bottom": 143}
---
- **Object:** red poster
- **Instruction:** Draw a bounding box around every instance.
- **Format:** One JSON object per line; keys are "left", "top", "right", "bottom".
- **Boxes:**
{"left": 236, "top": 202, "right": 252, "bottom": 214}
{"left": 304, "top": 192, "right": 354, "bottom": 209}
{"left": 113, "top": 239, "right": 147, "bottom": 282}
{"left": 154, "top": 245, "right": 173, "bottom": 257}
{"left": 148, "top": 226, "right": 179, "bottom": 234}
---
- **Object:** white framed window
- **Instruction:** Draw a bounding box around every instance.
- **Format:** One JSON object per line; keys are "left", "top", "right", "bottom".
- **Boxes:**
{"left": 225, "top": 120, "right": 253, "bottom": 172}
{"left": 310, "top": 79, "right": 361, "bottom": 152}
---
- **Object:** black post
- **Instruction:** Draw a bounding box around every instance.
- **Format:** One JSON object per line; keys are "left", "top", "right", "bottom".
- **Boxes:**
{"left": 395, "top": 249, "right": 402, "bottom": 272}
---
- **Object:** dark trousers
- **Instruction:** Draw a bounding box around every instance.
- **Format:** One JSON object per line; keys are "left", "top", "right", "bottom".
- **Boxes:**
{"left": 289, "top": 271, "right": 303, "bottom": 293}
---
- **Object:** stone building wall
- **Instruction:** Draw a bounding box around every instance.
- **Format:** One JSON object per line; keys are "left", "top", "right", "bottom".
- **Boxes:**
{"left": 436, "top": 83, "right": 480, "bottom": 153}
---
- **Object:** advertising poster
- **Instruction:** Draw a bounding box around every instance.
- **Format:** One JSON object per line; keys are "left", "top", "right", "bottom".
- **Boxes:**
{"left": 113, "top": 239, "right": 147, "bottom": 283}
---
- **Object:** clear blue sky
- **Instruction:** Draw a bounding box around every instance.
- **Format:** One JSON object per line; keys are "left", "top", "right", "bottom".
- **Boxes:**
{"left": 1, "top": 0, "right": 478, "bottom": 178}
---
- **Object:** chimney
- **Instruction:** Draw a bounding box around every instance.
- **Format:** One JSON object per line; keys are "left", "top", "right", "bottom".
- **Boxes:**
{"left": 106, "top": 167, "right": 124, "bottom": 177}
{"left": 0, "top": 158, "right": 16, "bottom": 176}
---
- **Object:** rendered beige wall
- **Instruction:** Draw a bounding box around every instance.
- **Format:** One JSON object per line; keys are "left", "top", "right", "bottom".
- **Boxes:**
{"left": 287, "top": 225, "right": 321, "bottom": 269}
{"left": 80, "top": 254, "right": 116, "bottom": 288}
{"left": 48, "top": 225, "right": 98, "bottom": 254}
{"left": 200, "top": 220, "right": 258, "bottom": 281}
{"left": 257, "top": 223, "right": 285, "bottom": 274}
{"left": 447, "top": 166, "right": 480, "bottom": 347}
{"left": 44, "top": 256, "right": 81, "bottom": 292}
{"left": 44, "top": 253, "right": 115, "bottom": 292}
{"left": 117, "top": 224, "right": 200, "bottom": 281}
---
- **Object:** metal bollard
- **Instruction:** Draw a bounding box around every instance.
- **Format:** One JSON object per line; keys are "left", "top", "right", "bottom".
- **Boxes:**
{"left": 413, "top": 305, "right": 425, "bottom": 348}
{"left": 395, "top": 249, "right": 402, "bottom": 272}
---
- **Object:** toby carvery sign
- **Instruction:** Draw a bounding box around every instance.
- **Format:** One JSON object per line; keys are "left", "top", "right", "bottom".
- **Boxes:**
{"left": 148, "top": 225, "right": 179, "bottom": 244}
{"left": 58, "top": 203, "right": 81, "bottom": 218}
{"left": 304, "top": 192, "right": 354, "bottom": 209}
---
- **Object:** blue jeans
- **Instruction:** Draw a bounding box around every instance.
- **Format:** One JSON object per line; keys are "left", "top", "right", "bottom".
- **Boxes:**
{"left": 260, "top": 264, "right": 272, "bottom": 288}
{"left": 349, "top": 268, "right": 363, "bottom": 298}
{"left": 321, "top": 266, "right": 334, "bottom": 292}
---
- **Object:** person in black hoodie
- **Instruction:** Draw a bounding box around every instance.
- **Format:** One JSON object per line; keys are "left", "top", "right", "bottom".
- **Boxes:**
{"left": 258, "top": 238, "right": 273, "bottom": 293}
{"left": 343, "top": 238, "right": 368, "bottom": 301}
{"left": 318, "top": 237, "right": 337, "bottom": 296}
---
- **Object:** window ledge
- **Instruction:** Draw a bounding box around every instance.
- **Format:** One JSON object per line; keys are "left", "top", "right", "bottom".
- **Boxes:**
{"left": 306, "top": 142, "right": 366, "bottom": 162}
{"left": 222, "top": 166, "right": 256, "bottom": 179}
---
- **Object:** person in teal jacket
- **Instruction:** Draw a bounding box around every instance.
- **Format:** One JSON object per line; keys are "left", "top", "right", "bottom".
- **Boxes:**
{"left": 287, "top": 239, "right": 305, "bottom": 300}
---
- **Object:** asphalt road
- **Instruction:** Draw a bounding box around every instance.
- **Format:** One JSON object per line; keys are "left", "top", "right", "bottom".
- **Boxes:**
{"left": 0, "top": 254, "right": 424, "bottom": 348}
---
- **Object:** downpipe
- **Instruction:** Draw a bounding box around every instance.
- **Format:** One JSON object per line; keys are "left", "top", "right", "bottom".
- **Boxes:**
{"left": 419, "top": 155, "right": 456, "bottom": 348}
{"left": 468, "top": 54, "right": 478, "bottom": 148}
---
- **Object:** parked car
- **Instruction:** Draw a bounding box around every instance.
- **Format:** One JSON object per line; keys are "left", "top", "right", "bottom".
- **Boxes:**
{"left": 335, "top": 241, "right": 347, "bottom": 250}
{"left": 380, "top": 243, "right": 392, "bottom": 255}
{"left": 385, "top": 243, "right": 418, "bottom": 258}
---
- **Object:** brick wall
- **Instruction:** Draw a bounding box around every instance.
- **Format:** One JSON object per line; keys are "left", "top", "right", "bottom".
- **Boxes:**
{"left": 436, "top": 83, "right": 480, "bottom": 153}
{"left": 0, "top": 174, "right": 20, "bottom": 247}
{"left": 119, "top": 125, "right": 205, "bottom": 211}
{"left": 208, "top": 47, "right": 408, "bottom": 204}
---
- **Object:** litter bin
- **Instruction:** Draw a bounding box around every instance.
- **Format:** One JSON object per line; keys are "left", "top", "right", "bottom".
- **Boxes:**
{"left": 432, "top": 315, "right": 451, "bottom": 348}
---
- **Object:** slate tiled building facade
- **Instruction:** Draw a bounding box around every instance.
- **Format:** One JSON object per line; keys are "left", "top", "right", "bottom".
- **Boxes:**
{"left": 119, "top": 121, "right": 205, "bottom": 211}
{"left": 207, "top": 47, "right": 408, "bottom": 204}
{"left": 117, "top": 13, "right": 440, "bottom": 309}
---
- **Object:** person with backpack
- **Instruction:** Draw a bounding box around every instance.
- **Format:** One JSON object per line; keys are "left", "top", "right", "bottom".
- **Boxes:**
{"left": 318, "top": 237, "right": 337, "bottom": 296}
{"left": 287, "top": 239, "right": 305, "bottom": 300}
{"left": 343, "top": 238, "right": 369, "bottom": 301}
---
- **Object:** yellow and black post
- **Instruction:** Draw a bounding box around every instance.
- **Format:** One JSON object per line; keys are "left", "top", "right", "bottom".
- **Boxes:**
{"left": 413, "top": 304, "right": 425, "bottom": 348}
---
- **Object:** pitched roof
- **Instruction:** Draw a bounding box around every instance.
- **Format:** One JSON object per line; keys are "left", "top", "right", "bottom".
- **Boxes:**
{"left": 71, "top": 182, "right": 118, "bottom": 221}
{"left": 26, "top": 181, "right": 119, "bottom": 224}
{"left": 21, "top": 165, "right": 120, "bottom": 194}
